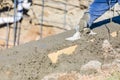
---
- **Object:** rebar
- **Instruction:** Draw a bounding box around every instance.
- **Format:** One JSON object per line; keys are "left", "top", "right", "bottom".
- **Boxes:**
{"left": 5, "top": 23, "right": 10, "bottom": 48}
{"left": 5, "top": 7, "right": 10, "bottom": 48}
{"left": 40, "top": 0, "right": 45, "bottom": 38}
{"left": 64, "top": 0, "right": 67, "bottom": 27}
{"left": 17, "top": 22, "right": 21, "bottom": 45}
{"left": 13, "top": 0, "right": 17, "bottom": 46}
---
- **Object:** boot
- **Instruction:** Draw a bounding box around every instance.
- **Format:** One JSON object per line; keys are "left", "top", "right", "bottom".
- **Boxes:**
{"left": 65, "top": 31, "right": 81, "bottom": 41}
{"left": 65, "top": 25, "right": 81, "bottom": 41}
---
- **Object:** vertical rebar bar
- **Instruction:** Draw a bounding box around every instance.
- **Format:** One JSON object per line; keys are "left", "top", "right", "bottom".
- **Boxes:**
{"left": 64, "top": 0, "right": 67, "bottom": 27}
{"left": 17, "top": 22, "right": 21, "bottom": 45}
{"left": 105, "top": 24, "right": 111, "bottom": 40}
{"left": 5, "top": 24, "right": 10, "bottom": 48}
{"left": 5, "top": 7, "right": 10, "bottom": 48}
{"left": 109, "top": 0, "right": 113, "bottom": 22}
{"left": 40, "top": 0, "right": 45, "bottom": 38}
{"left": 113, "top": 3, "right": 116, "bottom": 18}
{"left": 13, "top": 0, "right": 17, "bottom": 46}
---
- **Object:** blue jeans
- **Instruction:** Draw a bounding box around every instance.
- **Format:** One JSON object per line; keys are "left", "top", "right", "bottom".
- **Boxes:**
{"left": 88, "top": 0, "right": 120, "bottom": 27}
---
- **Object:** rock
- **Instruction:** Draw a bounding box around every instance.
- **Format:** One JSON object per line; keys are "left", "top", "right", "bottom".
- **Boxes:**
{"left": 42, "top": 72, "right": 79, "bottom": 80}
{"left": 58, "top": 73, "right": 78, "bottom": 80}
{"left": 80, "top": 60, "right": 102, "bottom": 74}
{"left": 41, "top": 73, "right": 58, "bottom": 80}
{"left": 113, "top": 59, "right": 120, "bottom": 69}
{"left": 102, "top": 59, "right": 120, "bottom": 71}
{"left": 110, "top": 31, "right": 117, "bottom": 37}
{"left": 102, "top": 39, "right": 118, "bottom": 60}
{"left": 101, "top": 63, "right": 113, "bottom": 70}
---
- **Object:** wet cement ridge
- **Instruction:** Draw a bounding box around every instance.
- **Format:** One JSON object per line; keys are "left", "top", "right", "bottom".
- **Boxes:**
{"left": 0, "top": 22, "right": 119, "bottom": 80}
{"left": 0, "top": 30, "right": 76, "bottom": 63}
{"left": 0, "top": 29, "right": 80, "bottom": 80}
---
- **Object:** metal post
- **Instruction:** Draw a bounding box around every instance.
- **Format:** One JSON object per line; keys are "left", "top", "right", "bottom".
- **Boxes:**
{"left": 40, "top": 0, "right": 45, "bottom": 38}
{"left": 13, "top": 0, "right": 17, "bottom": 46}
{"left": 64, "top": 0, "right": 67, "bottom": 27}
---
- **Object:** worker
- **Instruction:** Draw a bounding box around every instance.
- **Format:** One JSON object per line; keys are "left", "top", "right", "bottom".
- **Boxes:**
{"left": 66, "top": 0, "right": 120, "bottom": 41}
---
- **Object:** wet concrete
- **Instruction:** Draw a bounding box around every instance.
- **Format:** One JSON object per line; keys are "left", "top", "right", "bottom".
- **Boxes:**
{"left": 0, "top": 22, "right": 120, "bottom": 80}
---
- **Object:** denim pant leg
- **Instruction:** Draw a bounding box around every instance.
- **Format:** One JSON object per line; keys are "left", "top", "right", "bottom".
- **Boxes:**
{"left": 87, "top": 0, "right": 117, "bottom": 27}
